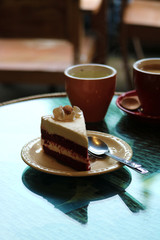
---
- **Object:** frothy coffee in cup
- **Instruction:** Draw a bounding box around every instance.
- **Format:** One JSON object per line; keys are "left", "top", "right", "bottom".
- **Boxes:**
{"left": 68, "top": 65, "right": 113, "bottom": 78}
{"left": 138, "top": 63, "right": 160, "bottom": 74}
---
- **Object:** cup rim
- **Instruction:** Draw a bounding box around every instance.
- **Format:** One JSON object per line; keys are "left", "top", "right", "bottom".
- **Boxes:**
{"left": 133, "top": 58, "right": 160, "bottom": 75}
{"left": 64, "top": 63, "right": 117, "bottom": 80}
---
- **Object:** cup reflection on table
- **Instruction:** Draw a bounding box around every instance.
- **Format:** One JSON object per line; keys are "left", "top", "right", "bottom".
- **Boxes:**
{"left": 133, "top": 58, "right": 160, "bottom": 116}
{"left": 64, "top": 64, "right": 117, "bottom": 122}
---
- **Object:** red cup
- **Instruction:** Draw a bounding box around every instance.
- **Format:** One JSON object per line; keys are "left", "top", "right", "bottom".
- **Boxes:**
{"left": 64, "top": 64, "right": 117, "bottom": 122}
{"left": 133, "top": 58, "right": 160, "bottom": 116}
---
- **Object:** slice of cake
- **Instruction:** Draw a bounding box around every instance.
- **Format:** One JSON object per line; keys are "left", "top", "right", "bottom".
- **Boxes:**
{"left": 41, "top": 105, "right": 90, "bottom": 171}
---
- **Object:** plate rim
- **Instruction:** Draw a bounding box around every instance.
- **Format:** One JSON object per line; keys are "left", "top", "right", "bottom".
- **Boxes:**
{"left": 21, "top": 130, "right": 133, "bottom": 177}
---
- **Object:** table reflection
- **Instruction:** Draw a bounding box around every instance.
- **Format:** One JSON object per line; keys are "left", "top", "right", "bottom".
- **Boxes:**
{"left": 22, "top": 166, "right": 146, "bottom": 225}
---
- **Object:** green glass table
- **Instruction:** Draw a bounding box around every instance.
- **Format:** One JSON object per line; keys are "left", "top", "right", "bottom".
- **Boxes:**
{"left": 0, "top": 93, "right": 160, "bottom": 240}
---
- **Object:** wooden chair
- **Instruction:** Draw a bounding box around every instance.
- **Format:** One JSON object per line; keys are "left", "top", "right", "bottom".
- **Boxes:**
{"left": 0, "top": 0, "right": 103, "bottom": 88}
{"left": 81, "top": 0, "right": 108, "bottom": 64}
{"left": 120, "top": 0, "right": 160, "bottom": 89}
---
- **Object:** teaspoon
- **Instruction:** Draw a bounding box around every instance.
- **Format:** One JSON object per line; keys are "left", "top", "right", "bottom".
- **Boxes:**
{"left": 88, "top": 136, "right": 149, "bottom": 174}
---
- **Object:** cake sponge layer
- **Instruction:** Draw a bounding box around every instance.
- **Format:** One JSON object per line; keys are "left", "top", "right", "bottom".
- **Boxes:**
{"left": 43, "top": 146, "right": 90, "bottom": 171}
{"left": 41, "top": 129, "right": 88, "bottom": 157}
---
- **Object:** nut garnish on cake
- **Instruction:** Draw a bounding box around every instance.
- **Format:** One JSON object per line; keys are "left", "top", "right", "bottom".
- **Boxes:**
{"left": 53, "top": 105, "right": 82, "bottom": 121}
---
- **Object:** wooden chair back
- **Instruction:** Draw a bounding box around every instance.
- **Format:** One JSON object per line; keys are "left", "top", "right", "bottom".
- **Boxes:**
{"left": 0, "top": 0, "right": 81, "bottom": 63}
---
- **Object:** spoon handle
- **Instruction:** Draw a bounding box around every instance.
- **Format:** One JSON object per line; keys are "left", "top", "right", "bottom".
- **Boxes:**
{"left": 105, "top": 152, "right": 149, "bottom": 174}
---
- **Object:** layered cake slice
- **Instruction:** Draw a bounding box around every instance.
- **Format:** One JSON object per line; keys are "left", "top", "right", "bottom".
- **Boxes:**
{"left": 41, "top": 105, "right": 90, "bottom": 171}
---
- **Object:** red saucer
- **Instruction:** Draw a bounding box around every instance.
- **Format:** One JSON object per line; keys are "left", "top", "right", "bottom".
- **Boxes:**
{"left": 116, "top": 90, "right": 160, "bottom": 123}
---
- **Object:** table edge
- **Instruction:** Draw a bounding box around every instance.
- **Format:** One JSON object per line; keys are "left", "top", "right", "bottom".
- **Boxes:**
{"left": 0, "top": 92, "right": 67, "bottom": 107}
{"left": 0, "top": 92, "right": 123, "bottom": 107}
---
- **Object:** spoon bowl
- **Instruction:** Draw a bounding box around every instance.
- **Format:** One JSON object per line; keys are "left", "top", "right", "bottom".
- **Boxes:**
{"left": 88, "top": 136, "right": 149, "bottom": 174}
{"left": 88, "top": 136, "right": 109, "bottom": 156}
{"left": 120, "top": 96, "right": 141, "bottom": 110}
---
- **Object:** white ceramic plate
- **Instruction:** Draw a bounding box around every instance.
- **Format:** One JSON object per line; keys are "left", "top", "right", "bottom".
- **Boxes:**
{"left": 21, "top": 130, "right": 132, "bottom": 177}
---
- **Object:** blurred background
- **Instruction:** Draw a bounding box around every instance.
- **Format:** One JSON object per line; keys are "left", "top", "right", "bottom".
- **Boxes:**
{"left": 0, "top": 0, "right": 159, "bottom": 102}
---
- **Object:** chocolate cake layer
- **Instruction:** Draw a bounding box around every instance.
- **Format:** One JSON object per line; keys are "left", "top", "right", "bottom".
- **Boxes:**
{"left": 41, "top": 129, "right": 88, "bottom": 157}
{"left": 43, "top": 146, "right": 90, "bottom": 171}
